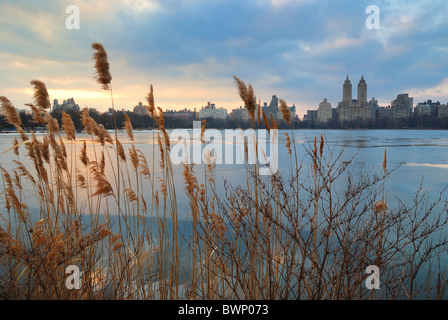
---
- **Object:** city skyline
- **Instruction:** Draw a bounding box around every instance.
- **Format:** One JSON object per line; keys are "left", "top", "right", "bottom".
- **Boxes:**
{"left": 44, "top": 75, "right": 446, "bottom": 121}
{"left": 1, "top": 1, "right": 447, "bottom": 118}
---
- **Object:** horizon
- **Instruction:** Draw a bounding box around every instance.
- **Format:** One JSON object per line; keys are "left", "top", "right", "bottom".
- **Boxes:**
{"left": 1, "top": 0, "right": 447, "bottom": 119}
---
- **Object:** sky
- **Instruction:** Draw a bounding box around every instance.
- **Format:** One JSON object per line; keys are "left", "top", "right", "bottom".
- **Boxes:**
{"left": 1, "top": 0, "right": 447, "bottom": 118}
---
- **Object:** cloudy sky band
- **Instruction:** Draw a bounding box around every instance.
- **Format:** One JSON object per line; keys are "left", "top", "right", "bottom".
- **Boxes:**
{"left": 1, "top": 0, "right": 447, "bottom": 117}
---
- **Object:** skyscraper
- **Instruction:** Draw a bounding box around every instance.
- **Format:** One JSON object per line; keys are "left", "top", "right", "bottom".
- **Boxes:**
{"left": 391, "top": 93, "right": 413, "bottom": 118}
{"left": 369, "top": 97, "right": 378, "bottom": 120}
{"left": 338, "top": 76, "right": 371, "bottom": 122}
{"left": 358, "top": 75, "right": 367, "bottom": 105}
{"left": 343, "top": 76, "right": 352, "bottom": 105}
{"left": 317, "top": 98, "right": 332, "bottom": 123}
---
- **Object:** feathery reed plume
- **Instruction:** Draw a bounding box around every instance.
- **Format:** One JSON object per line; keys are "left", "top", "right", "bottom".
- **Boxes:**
{"left": 1, "top": 167, "right": 28, "bottom": 223}
{"left": 57, "top": 137, "right": 68, "bottom": 171}
{"left": 163, "top": 128, "right": 170, "bottom": 151}
{"left": 383, "top": 149, "right": 387, "bottom": 173}
{"left": 157, "top": 133, "right": 165, "bottom": 169}
{"left": 124, "top": 113, "right": 134, "bottom": 142}
{"left": 279, "top": 99, "right": 291, "bottom": 126}
{"left": 80, "top": 141, "right": 89, "bottom": 166}
{"left": 320, "top": 134, "right": 324, "bottom": 158}
{"left": 137, "top": 149, "right": 150, "bottom": 178}
{"left": 246, "top": 84, "right": 256, "bottom": 123}
{"left": 13, "top": 170, "right": 22, "bottom": 190}
{"left": 77, "top": 172, "right": 86, "bottom": 188}
{"left": 146, "top": 84, "right": 156, "bottom": 118}
{"left": 257, "top": 99, "right": 261, "bottom": 125}
{"left": 100, "top": 150, "right": 106, "bottom": 174}
{"left": 203, "top": 147, "right": 217, "bottom": 166}
{"left": 159, "top": 177, "right": 167, "bottom": 198}
{"left": 14, "top": 161, "right": 35, "bottom": 184}
{"left": 91, "top": 42, "right": 112, "bottom": 90}
{"left": 155, "top": 107, "right": 165, "bottom": 129}
{"left": 62, "top": 112, "right": 76, "bottom": 141}
{"left": 201, "top": 120, "right": 206, "bottom": 143}
{"left": 91, "top": 164, "right": 113, "bottom": 197}
{"left": 262, "top": 109, "right": 270, "bottom": 134}
{"left": 113, "top": 241, "right": 124, "bottom": 252}
{"left": 26, "top": 103, "right": 46, "bottom": 125}
{"left": 59, "top": 136, "right": 67, "bottom": 158}
{"left": 116, "top": 139, "right": 126, "bottom": 162}
{"left": 284, "top": 133, "right": 292, "bottom": 155}
{"left": 183, "top": 163, "right": 198, "bottom": 196}
{"left": 97, "top": 224, "right": 111, "bottom": 240}
{"left": 154, "top": 190, "right": 159, "bottom": 207}
{"left": 30, "top": 80, "right": 51, "bottom": 109}
{"left": 270, "top": 114, "right": 277, "bottom": 130}
{"left": 13, "top": 137, "right": 19, "bottom": 156}
{"left": 233, "top": 76, "right": 256, "bottom": 123}
{"left": 233, "top": 76, "right": 248, "bottom": 103}
{"left": 41, "top": 135, "right": 50, "bottom": 163}
{"left": 82, "top": 107, "right": 92, "bottom": 134}
{"left": 124, "top": 188, "right": 138, "bottom": 203}
{"left": 312, "top": 136, "right": 318, "bottom": 174}
{"left": 110, "top": 234, "right": 122, "bottom": 244}
{"left": 96, "top": 124, "right": 113, "bottom": 146}
{"left": 374, "top": 201, "right": 388, "bottom": 215}
{"left": 129, "top": 145, "right": 139, "bottom": 170}
{"left": 81, "top": 108, "right": 99, "bottom": 136}
{"left": 0, "top": 97, "right": 22, "bottom": 127}
{"left": 44, "top": 113, "right": 59, "bottom": 135}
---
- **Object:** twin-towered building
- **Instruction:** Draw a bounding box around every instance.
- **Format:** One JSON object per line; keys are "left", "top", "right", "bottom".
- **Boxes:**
{"left": 316, "top": 76, "right": 373, "bottom": 123}
{"left": 337, "top": 75, "right": 372, "bottom": 123}
{"left": 315, "top": 76, "right": 415, "bottom": 123}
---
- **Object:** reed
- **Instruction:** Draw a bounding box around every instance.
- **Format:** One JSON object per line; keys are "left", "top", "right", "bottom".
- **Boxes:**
{"left": 0, "top": 47, "right": 448, "bottom": 301}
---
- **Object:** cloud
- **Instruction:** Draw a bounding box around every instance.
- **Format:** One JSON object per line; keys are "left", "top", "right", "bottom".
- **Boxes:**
{"left": 268, "top": 0, "right": 315, "bottom": 8}
{"left": 298, "top": 37, "right": 364, "bottom": 55}
{"left": 408, "top": 78, "right": 448, "bottom": 103}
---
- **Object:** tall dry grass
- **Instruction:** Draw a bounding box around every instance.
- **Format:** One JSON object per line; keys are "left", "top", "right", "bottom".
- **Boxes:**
{"left": 1, "top": 43, "right": 448, "bottom": 300}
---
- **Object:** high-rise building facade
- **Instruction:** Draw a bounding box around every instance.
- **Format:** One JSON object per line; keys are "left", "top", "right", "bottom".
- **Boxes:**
{"left": 265, "top": 95, "right": 279, "bottom": 121}
{"left": 357, "top": 76, "right": 367, "bottom": 105}
{"left": 342, "top": 76, "right": 352, "bottom": 105}
{"left": 317, "top": 98, "right": 332, "bottom": 123}
{"left": 369, "top": 97, "right": 379, "bottom": 120}
{"left": 391, "top": 93, "right": 413, "bottom": 118}
{"left": 53, "top": 97, "right": 80, "bottom": 112}
{"left": 438, "top": 104, "right": 448, "bottom": 118}
{"left": 337, "top": 76, "right": 371, "bottom": 122}
{"left": 133, "top": 102, "right": 148, "bottom": 115}
{"left": 199, "top": 102, "right": 228, "bottom": 120}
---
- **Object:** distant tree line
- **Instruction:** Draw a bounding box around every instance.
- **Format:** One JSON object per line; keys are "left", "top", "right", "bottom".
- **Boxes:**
{"left": 0, "top": 109, "right": 297, "bottom": 131}
{"left": 301, "top": 115, "right": 448, "bottom": 130}
{"left": 2, "top": 110, "right": 448, "bottom": 131}
{"left": 0, "top": 109, "right": 157, "bottom": 131}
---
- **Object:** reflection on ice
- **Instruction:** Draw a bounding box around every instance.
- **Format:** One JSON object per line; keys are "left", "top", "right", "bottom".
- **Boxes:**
{"left": 406, "top": 162, "right": 448, "bottom": 169}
